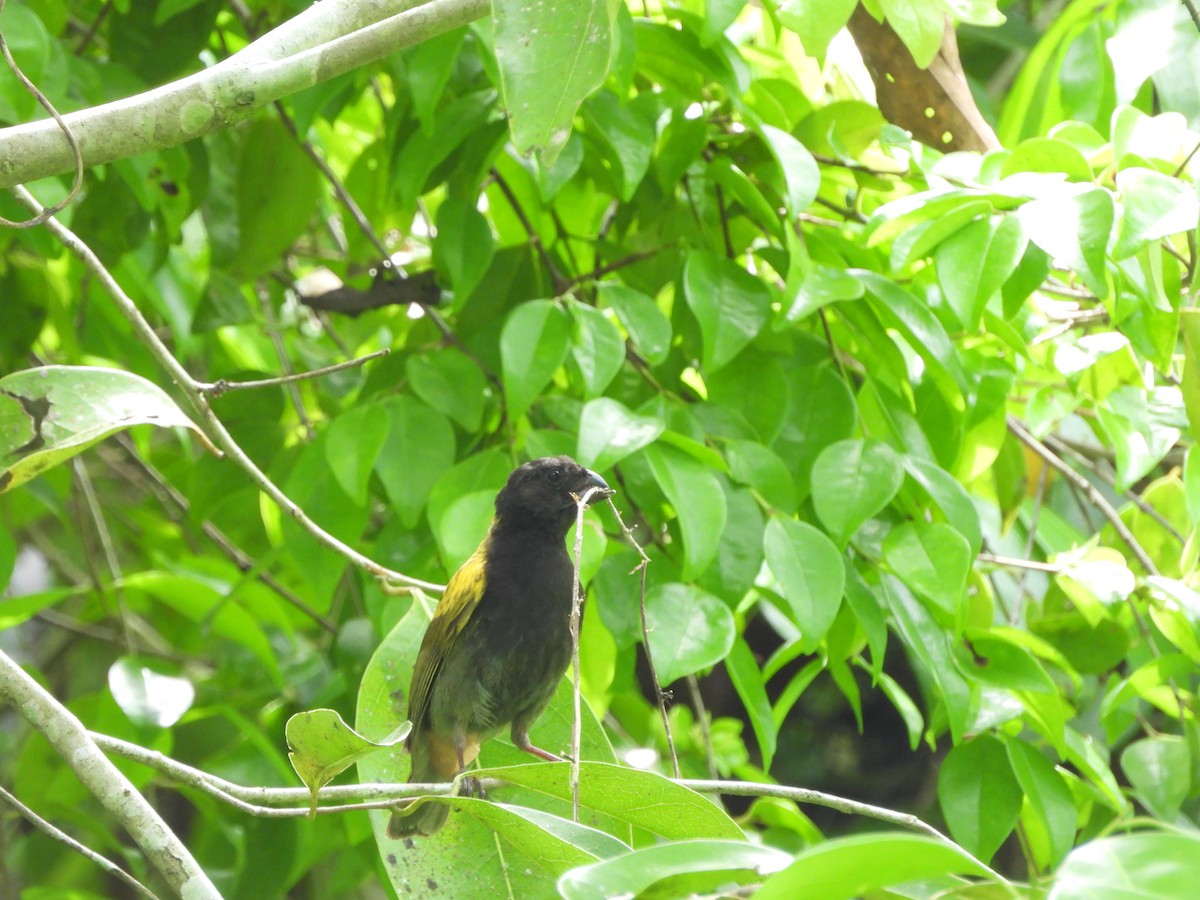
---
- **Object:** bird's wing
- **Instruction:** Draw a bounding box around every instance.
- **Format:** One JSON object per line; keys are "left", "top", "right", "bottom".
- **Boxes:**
{"left": 407, "top": 537, "right": 489, "bottom": 734}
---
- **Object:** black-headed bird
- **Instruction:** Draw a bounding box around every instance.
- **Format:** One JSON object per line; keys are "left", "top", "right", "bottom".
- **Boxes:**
{"left": 389, "top": 455, "right": 613, "bottom": 837}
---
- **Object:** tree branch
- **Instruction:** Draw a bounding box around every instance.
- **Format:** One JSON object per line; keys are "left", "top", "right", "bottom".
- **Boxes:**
{"left": 0, "top": 0, "right": 489, "bottom": 188}
{"left": 0, "top": 650, "right": 219, "bottom": 899}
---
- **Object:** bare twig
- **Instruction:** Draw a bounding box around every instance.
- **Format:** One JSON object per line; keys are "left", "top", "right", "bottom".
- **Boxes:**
{"left": 976, "top": 552, "right": 1063, "bottom": 574}
{"left": 197, "top": 349, "right": 390, "bottom": 398}
{"left": 1007, "top": 416, "right": 1159, "bottom": 575}
{"left": 12, "top": 185, "right": 443, "bottom": 594}
{"left": 256, "top": 283, "right": 315, "bottom": 440}
{"left": 568, "top": 485, "right": 606, "bottom": 822}
{"left": 686, "top": 674, "right": 719, "bottom": 780}
{"left": 0, "top": 650, "right": 220, "bottom": 898}
{"left": 0, "top": 783, "right": 161, "bottom": 900}
{"left": 0, "top": 0, "right": 83, "bottom": 227}
{"left": 605, "top": 498, "right": 680, "bottom": 778}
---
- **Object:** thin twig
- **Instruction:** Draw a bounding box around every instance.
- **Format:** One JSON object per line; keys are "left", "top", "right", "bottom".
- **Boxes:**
{"left": 0, "top": 783, "right": 162, "bottom": 900}
{"left": 0, "top": 0, "right": 84, "bottom": 228}
{"left": 0, "top": 651, "right": 220, "bottom": 898}
{"left": 111, "top": 435, "right": 338, "bottom": 633}
{"left": 976, "top": 552, "right": 1063, "bottom": 574}
{"left": 605, "top": 498, "right": 680, "bottom": 778}
{"left": 1043, "top": 434, "right": 1185, "bottom": 544}
{"left": 1007, "top": 416, "right": 1159, "bottom": 575}
{"left": 686, "top": 674, "right": 719, "bottom": 780}
{"left": 568, "top": 485, "right": 606, "bottom": 822}
{"left": 197, "top": 349, "right": 390, "bottom": 398}
{"left": 256, "top": 283, "right": 314, "bottom": 440}
{"left": 12, "top": 185, "right": 443, "bottom": 594}
{"left": 489, "top": 167, "right": 567, "bottom": 292}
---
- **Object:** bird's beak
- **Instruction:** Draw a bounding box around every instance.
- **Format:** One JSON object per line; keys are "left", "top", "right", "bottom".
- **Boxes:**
{"left": 576, "top": 469, "right": 615, "bottom": 506}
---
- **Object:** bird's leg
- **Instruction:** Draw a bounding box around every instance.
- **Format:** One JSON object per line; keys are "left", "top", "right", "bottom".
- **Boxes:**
{"left": 512, "top": 723, "right": 565, "bottom": 762}
{"left": 453, "top": 730, "right": 485, "bottom": 797}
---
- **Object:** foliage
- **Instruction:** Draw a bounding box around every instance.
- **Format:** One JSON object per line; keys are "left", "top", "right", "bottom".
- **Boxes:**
{"left": 2, "top": 0, "right": 1200, "bottom": 897}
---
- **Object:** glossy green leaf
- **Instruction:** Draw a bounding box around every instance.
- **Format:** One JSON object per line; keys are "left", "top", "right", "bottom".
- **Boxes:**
{"left": 493, "top": 0, "right": 614, "bottom": 163}
{"left": 568, "top": 301, "right": 626, "bottom": 398}
{"left": 755, "top": 833, "right": 993, "bottom": 900}
{"left": 478, "top": 761, "right": 744, "bottom": 841}
{"left": 683, "top": 250, "right": 772, "bottom": 372}
{"left": 0, "top": 366, "right": 203, "bottom": 493}
{"left": 434, "top": 197, "right": 495, "bottom": 298}
{"left": 644, "top": 582, "right": 736, "bottom": 684}
{"left": 879, "top": 0, "right": 946, "bottom": 68}
{"left": 1120, "top": 736, "right": 1191, "bottom": 821}
{"left": 774, "top": 0, "right": 857, "bottom": 58}
{"left": 644, "top": 443, "right": 727, "bottom": 579}
{"left": 559, "top": 840, "right": 788, "bottom": 900}
{"left": 938, "top": 736, "right": 1023, "bottom": 862}
{"left": 1113, "top": 167, "right": 1200, "bottom": 259}
{"left": 1006, "top": 738, "right": 1077, "bottom": 869}
{"left": 883, "top": 521, "right": 970, "bottom": 625}
{"left": 286, "top": 708, "right": 408, "bottom": 797}
{"left": 407, "top": 349, "right": 488, "bottom": 432}
{"left": 108, "top": 656, "right": 195, "bottom": 729}
{"left": 1049, "top": 832, "right": 1200, "bottom": 900}
{"left": 936, "top": 216, "right": 1027, "bottom": 331}
{"left": 763, "top": 517, "right": 845, "bottom": 648}
{"left": 599, "top": 283, "right": 672, "bottom": 365}
{"left": 577, "top": 398, "right": 665, "bottom": 473}
{"left": 1017, "top": 189, "right": 1113, "bottom": 298}
{"left": 324, "top": 403, "right": 388, "bottom": 506}
{"left": 758, "top": 124, "right": 820, "bottom": 215}
{"left": 501, "top": 300, "right": 571, "bottom": 421}
{"left": 811, "top": 439, "right": 904, "bottom": 547}
{"left": 726, "top": 637, "right": 777, "bottom": 770}
{"left": 374, "top": 396, "right": 456, "bottom": 528}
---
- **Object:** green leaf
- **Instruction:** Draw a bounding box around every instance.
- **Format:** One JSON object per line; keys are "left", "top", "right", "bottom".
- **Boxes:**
{"left": 558, "top": 840, "right": 788, "bottom": 900}
{"left": 577, "top": 398, "right": 665, "bottom": 472}
{"left": 779, "top": 266, "right": 864, "bottom": 326}
{"left": 407, "top": 349, "right": 488, "bottom": 432}
{"left": 938, "top": 736, "right": 1023, "bottom": 863}
{"left": 935, "top": 216, "right": 1026, "bottom": 331}
{"left": 286, "top": 708, "right": 409, "bottom": 798}
{"left": 599, "top": 283, "right": 671, "bottom": 365}
{"left": 568, "top": 300, "right": 626, "bottom": 398}
{"left": 501, "top": 300, "right": 571, "bottom": 421}
{"left": 879, "top": 0, "right": 945, "bottom": 68}
{"left": 324, "top": 403, "right": 388, "bottom": 506}
{"left": 758, "top": 124, "right": 820, "bottom": 215}
{"left": 644, "top": 582, "right": 736, "bottom": 684}
{"left": 726, "top": 637, "right": 777, "bottom": 770}
{"left": 811, "top": 439, "right": 904, "bottom": 547}
{"left": 1017, "top": 189, "right": 1114, "bottom": 298}
{"left": 683, "top": 250, "right": 772, "bottom": 372}
{"left": 1120, "top": 736, "right": 1191, "bottom": 821}
{"left": 477, "top": 761, "right": 745, "bottom": 841}
{"left": 1051, "top": 832, "right": 1200, "bottom": 900}
{"left": 0, "top": 366, "right": 204, "bottom": 493}
{"left": 108, "top": 656, "right": 195, "bottom": 729}
{"left": 434, "top": 197, "right": 495, "bottom": 299}
{"left": 755, "top": 833, "right": 993, "bottom": 899}
{"left": 644, "top": 443, "right": 727, "bottom": 579}
{"left": 1182, "top": 310, "right": 1200, "bottom": 440}
{"left": 229, "top": 118, "right": 322, "bottom": 278}
{"left": 883, "top": 521, "right": 970, "bottom": 626}
{"left": 586, "top": 90, "right": 656, "bottom": 200}
{"left": 374, "top": 396, "right": 456, "bottom": 528}
{"left": 1113, "top": 167, "right": 1200, "bottom": 259}
{"left": 725, "top": 439, "right": 796, "bottom": 513}
{"left": 493, "top": 0, "right": 614, "bottom": 164}
{"left": 902, "top": 456, "right": 983, "bottom": 557}
{"left": 1006, "top": 737, "right": 1077, "bottom": 869}
{"left": 774, "top": 0, "right": 858, "bottom": 59}
{"left": 763, "top": 517, "right": 845, "bottom": 649}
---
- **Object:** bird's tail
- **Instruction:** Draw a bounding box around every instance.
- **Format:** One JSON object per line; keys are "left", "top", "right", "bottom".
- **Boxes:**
{"left": 387, "top": 736, "right": 453, "bottom": 838}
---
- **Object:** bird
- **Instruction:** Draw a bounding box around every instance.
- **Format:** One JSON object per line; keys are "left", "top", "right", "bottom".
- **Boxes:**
{"left": 388, "top": 455, "right": 613, "bottom": 837}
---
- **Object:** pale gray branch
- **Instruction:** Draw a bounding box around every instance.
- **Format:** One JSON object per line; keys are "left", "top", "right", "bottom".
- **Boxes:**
{"left": 0, "top": 650, "right": 219, "bottom": 899}
{"left": 0, "top": 0, "right": 488, "bottom": 188}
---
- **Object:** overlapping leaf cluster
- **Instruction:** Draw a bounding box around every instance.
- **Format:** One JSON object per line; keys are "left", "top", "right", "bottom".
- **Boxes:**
{"left": 3, "top": 0, "right": 1200, "bottom": 896}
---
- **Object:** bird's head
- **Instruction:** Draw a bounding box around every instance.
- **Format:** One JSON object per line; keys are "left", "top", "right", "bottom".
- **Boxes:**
{"left": 495, "top": 456, "right": 614, "bottom": 531}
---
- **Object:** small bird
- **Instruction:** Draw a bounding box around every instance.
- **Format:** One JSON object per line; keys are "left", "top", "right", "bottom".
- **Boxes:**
{"left": 389, "top": 455, "right": 613, "bottom": 837}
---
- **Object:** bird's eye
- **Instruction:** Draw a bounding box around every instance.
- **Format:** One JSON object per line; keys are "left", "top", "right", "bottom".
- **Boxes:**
{"left": 548, "top": 467, "right": 564, "bottom": 483}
